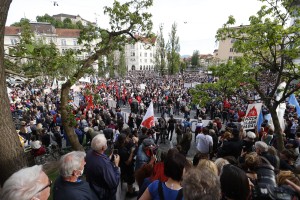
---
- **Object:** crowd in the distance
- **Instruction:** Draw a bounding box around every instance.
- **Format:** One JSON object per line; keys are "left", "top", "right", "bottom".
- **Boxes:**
{"left": 1, "top": 71, "right": 300, "bottom": 200}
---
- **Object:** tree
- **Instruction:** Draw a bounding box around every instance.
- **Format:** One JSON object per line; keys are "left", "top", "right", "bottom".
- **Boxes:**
{"left": 6, "top": 21, "right": 77, "bottom": 78}
{"left": 0, "top": 0, "right": 29, "bottom": 186}
{"left": 117, "top": 49, "right": 127, "bottom": 78}
{"left": 166, "top": 22, "right": 180, "bottom": 75}
{"left": 10, "top": 17, "right": 30, "bottom": 27}
{"left": 60, "top": 0, "right": 153, "bottom": 150}
{"left": 191, "top": 50, "right": 199, "bottom": 67}
{"left": 5, "top": 0, "right": 153, "bottom": 152}
{"left": 154, "top": 24, "right": 166, "bottom": 75}
{"left": 191, "top": 0, "right": 300, "bottom": 151}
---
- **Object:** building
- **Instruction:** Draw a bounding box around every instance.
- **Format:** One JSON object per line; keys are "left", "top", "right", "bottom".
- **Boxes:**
{"left": 52, "top": 13, "right": 95, "bottom": 26}
{"left": 124, "top": 37, "right": 156, "bottom": 71}
{"left": 4, "top": 22, "right": 97, "bottom": 71}
{"left": 5, "top": 21, "right": 156, "bottom": 72}
{"left": 216, "top": 26, "right": 244, "bottom": 62}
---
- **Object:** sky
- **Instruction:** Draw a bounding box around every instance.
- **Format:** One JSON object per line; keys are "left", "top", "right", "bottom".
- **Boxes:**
{"left": 6, "top": 0, "right": 263, "bottom": 56}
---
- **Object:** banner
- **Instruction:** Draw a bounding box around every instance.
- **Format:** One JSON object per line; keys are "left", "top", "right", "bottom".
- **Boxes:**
{"left": 108, "top": 99, "right": 117, "bottom": 108}
{"left": 243, "top": 103, "right": 263, "bottom": 130}
{"left": 74, "top": 95, "right": 80, "bottom": 108}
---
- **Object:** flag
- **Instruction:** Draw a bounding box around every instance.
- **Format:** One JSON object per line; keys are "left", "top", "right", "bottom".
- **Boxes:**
{"left": 256, "top": 110, "right": 264, "bottom": 133}
{"left": 288, "top": 94, "right": 300, "bottom": 117}
{"left": 141, "top": 101, "right": 155, "bottom": 129}
{"left": 52, "top": 78, "right": 58, "bottom": 89}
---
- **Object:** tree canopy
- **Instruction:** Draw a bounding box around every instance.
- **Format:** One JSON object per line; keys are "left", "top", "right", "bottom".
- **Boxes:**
{"left": 166, "top": 22, "right": 180, "bottom": 75}
{"left": 191, "top": 0, "right": 300, "bottom": 151}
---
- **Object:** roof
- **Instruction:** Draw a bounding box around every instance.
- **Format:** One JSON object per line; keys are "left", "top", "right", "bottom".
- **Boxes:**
{"left": 56, "top": 28, "right": 81, "bottom": 37}
{"left": 30, "top": 23, "right": 56, "bottom": 34}
{"left": 53, "top": 13, "right": 78, "bottom": 19}
{"left": 5, "top": 26, "right": 21, "bottom": 35}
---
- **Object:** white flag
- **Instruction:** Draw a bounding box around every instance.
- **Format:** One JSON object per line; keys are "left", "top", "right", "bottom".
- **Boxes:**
{"left": 141, "top": 102, "right": 155, "bottom": 129}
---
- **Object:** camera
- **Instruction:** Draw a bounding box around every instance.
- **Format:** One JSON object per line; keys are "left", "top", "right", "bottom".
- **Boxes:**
{"left": 252, "top": 164, "right": 299, "bottom": 200}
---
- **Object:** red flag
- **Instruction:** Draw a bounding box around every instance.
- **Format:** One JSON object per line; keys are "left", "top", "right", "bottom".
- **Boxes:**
{"left": 85, "top": 95, "right": 94, "bottom": 110}
{"left": 141, "top": 102, "right": 155, "bottom": 129}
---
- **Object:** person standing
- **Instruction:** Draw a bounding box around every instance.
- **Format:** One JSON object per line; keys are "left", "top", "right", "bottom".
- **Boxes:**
{"left": 85, "top": 134, "right": 120, "bottom": 200}
{"left": 176, "top": 120, "right": 184, "bottom": 145}
{"left": 167, "top": 115, "right": 176, "bottom": 141}
{"left": 195, "top": 127, "right": 213, "bottom": 158}
{"left": 53, "top": 151, "right": 97, "bottom": 200}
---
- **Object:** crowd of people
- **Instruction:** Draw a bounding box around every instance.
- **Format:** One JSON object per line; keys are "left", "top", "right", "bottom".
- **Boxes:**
{"left": 1, "top": 70, "right": 300, "bottom": 200}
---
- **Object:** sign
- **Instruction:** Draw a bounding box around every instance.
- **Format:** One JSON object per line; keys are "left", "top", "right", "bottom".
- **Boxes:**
{"left": 184, "top": 83, "right": 192, "bottom": 88}
{"left": 74, "top": 95, "right": 80, "bottom": 108}
{"left": 140, "top": 84, "right": 146, "bottom": 90}
{"left": 108, "top": 99, "right": 117, "bottom": 108}
{"left": 244, "top": 103, "right": 262, "bottom": 130}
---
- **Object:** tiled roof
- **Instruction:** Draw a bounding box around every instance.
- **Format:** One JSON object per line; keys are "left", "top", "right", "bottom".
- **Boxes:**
{"left": 5, "top": 26, "right": 21, "bottom": 35}
{"left": 30, "top": 23, "right": 56, "bottom": 34}
{"left": 56, "top": 28, "right": 81, "bottom": 37}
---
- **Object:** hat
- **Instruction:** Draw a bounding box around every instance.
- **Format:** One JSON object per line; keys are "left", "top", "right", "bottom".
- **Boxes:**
{"left": 21, "top": 121, "right": 26, "bottom": 126}
{"left": 143, "top": 138, "right": 155, "bottom": 147}
{"left": 31, "top": 140, "right": 41, "bottom": 149}
{"left": 246, "top": 131, "right": 256, "bottom": 139}
{"left": 84, "top": 127, "right": 89, "bottom": 133}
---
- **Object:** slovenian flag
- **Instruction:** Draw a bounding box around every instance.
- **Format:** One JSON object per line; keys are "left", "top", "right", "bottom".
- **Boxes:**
{"left": 141, "top": 101, "right": 155, "bottom": 129}
{"left": 288, "top": 94, "right": 300, "bottom": 117}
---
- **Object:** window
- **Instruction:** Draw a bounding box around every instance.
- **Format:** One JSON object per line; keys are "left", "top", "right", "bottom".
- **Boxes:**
{"left": 140, "top": 59, "right": 142, "bottom": 62}
{"left": 231, "top": 39, "right": 236, "bottom": 43}
{"left": 144, "top": 53, "right": 147, "bottom": 57}
{"left": 131, "top": 44, "right": 135, "bottom": 49}
{"left": 10, "top": 38, "right": 18, "bottom": 45}
{"left": 150, "top": 59, "right": 153, "bottom": 63}
{"left": 230, "top": 48, "right": 234, "bottom": 52}
{"left": 73, "top": 39, "right": 78, "bottom": 46}
{"left": 140, "top": 52, "right": 142, "bottom": 56}
{"left": 130, "top": 52, "right": 135, "bottom": 56}
{"left": 229, "top": 56, "right": 233, "bottom": 60}
{"left": 145, "top": 59, "right": 147, "bottom": 63}
{"left": 143, "top": 65, "right": 145, "bottom": 70}
{"left": 140, "top": 66, "right": 142, "bottom": 70}
{"left": 150, "top": 53, "right": 152, "bottom": 57}
{"left": 61, "top": 39, "right": 66, "bottom": 46}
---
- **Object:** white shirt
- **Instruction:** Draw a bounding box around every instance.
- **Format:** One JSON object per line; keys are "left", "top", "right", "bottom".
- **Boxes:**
{"left": 196, "top": 134, "right": 213, "bottom": 154}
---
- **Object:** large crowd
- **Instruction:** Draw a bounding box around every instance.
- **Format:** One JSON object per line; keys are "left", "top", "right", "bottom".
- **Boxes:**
{"left": 1, "top": 71, "right": 300, "bottom": 200}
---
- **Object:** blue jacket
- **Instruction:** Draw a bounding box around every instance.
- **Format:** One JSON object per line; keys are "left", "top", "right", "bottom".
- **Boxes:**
{"left": 85, "top": 150, "right": 120, "bottom": 200}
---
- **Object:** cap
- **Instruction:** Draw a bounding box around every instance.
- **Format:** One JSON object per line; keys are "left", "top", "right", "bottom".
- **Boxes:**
{"left": 143, "top": 138, "right": 155, "bottom": 147}
{"left": 246, "top": 131, "right": 256, "bottom": 139}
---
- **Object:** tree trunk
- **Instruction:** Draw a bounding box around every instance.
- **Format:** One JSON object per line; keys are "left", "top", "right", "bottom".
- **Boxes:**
{"left": 0, "top": 0, "right": 28, "bottom": 186}
{"left": 61, "top": 80, "right": 84, "bottom": 151}
{"left": 269, "top": 107, "right": 284, "bottom": 151}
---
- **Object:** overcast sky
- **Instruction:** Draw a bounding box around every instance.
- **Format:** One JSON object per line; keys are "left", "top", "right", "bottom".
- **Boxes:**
{"left": 6, "top": 0, "right": 263, "bottom": 55}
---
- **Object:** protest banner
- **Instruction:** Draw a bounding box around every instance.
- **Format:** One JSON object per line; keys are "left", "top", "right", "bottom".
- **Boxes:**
{"left": 243, "top": 103, "right": 262, "bottom": 130}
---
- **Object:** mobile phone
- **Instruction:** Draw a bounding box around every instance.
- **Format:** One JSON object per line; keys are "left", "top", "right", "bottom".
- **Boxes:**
{"left": 113, "top": 149, "right": 118, "bottom": 155}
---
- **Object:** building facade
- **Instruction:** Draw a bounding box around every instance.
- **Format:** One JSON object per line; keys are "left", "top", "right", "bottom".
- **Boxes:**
{"left": 216, "top": 26, "right": 244, "bottom": 62}
{"left": 5, "top": 21, "right": 156, "bottom": 72}
{"left": 125, "top": 38, "right": 156, "bottom": 71}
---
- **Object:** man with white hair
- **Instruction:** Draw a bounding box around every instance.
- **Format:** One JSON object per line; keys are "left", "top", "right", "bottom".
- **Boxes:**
{"left": 0, "top": 165, "right": 51, "bottom": 200}
{"left": 85, "top": 134, "right": 120, "bottom": 200}
{"left": 255, "top": 141, "right": 279, "bottom": 169}
{"left": 53, "top": 151, "right": 97, "bottom": 199}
